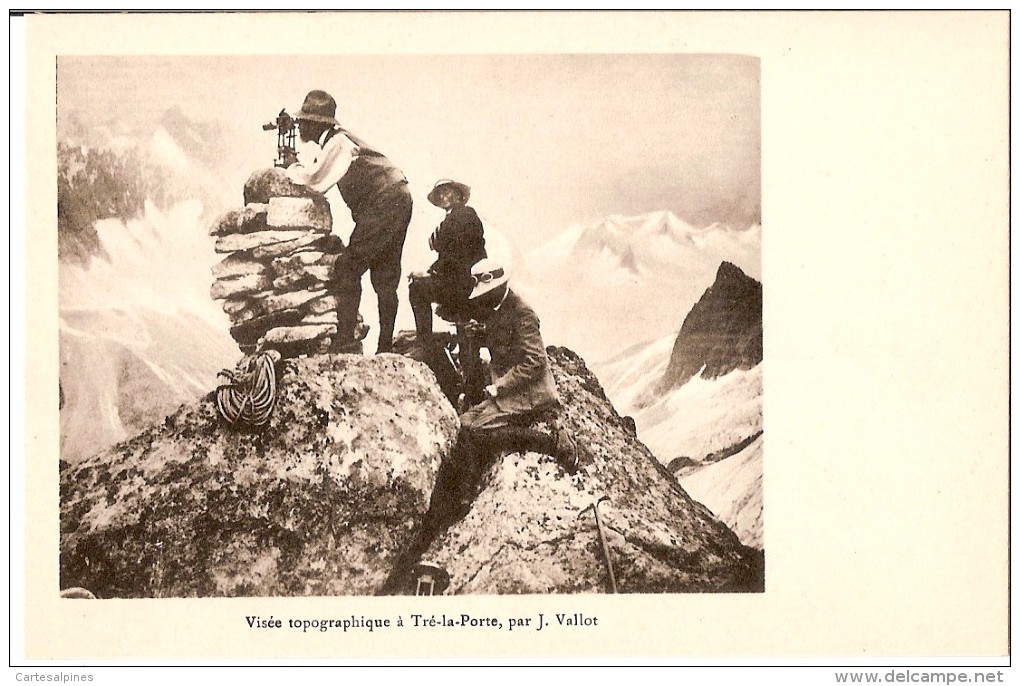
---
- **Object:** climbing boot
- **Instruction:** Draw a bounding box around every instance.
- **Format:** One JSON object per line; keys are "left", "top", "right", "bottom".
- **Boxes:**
{"left": 405, "top": 331, "right": 437, "bottom": 363}
{"left": 405, "top": 341, "right": 430, "bottom": 363}
{"left": 329, "top": 336, "right": 363, "bottom": 355}
{"left": 553, "top": 428, "right": 579, "bottom": 476}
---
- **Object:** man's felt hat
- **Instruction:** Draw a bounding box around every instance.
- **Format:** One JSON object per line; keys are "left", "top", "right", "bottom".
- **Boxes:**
{"left": 293, "top": 90, "right": 340, "bottom": 126}
{"left": 469, "top": 258, "right": 510, "bottom": 299}
{"left": 427, "top": 179, "right": 471, "bottom": 207}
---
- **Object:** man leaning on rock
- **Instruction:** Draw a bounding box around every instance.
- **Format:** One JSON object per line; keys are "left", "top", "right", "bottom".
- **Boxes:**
{"left": 284, "top": 89, "right": 413, "bottom": 354}
{"left": 451, "top": 259, "right": 579, "bottom": 493}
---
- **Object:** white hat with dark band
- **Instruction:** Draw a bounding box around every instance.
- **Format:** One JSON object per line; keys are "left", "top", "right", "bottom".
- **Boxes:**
{"left": 469, "top": 258, "right": 509, "bottom": 299}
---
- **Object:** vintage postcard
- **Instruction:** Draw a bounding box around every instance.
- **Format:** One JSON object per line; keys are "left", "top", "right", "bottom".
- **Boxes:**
{"left": 14, "top": 10, "right": 1009, "bottom": 664}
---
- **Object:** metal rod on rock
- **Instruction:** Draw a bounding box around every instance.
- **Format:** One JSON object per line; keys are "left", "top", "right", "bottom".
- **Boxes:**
{"left": 580, "top": 495, "right": 618, "bottom": 594}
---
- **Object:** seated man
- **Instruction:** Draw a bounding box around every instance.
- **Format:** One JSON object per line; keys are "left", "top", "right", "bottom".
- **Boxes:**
{"left": 454, "top": 258, "right": 578, "bottom": 477}
{"left": 408, "top": 179, "right": 487, "bottom": 349}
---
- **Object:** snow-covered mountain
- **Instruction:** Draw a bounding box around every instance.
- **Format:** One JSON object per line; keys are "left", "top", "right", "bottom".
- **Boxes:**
{"left": 598, "top": 333, "right": 763, "bottom": 550}
{"left": 599, "top": 335, "right": 762, "bottom": 464}
{"left": 524, "top": 211, "right": 760, "bottom": 363}
{"left": 59, "top": 201, "right": 239, "bottom": 463}
{"left": 595, "top": 259, "right": 764, "bottom": 550}
{"left": 57, "top": 112, "right": 245, "bottom": 462}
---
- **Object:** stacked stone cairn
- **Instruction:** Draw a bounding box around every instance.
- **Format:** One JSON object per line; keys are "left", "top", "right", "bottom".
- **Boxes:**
{"left": 209, "top": 168, "right": 367, "bottom": 358}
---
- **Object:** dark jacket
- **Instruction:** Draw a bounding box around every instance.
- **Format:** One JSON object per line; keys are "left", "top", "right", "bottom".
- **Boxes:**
{"left": 428, "top": 205, "right": 487, "bottom": 280}
{"left": 327, "top": 127, "right": 408, "bottom": 222}
{"left": 482, "top": 289, "right": 559, "bottom": 414}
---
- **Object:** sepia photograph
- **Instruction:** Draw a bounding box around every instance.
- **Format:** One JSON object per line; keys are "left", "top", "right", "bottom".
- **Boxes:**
{"left": 56, "top": 52, "right": 763, "bottom": 599}
{"left": 14, "top": 9, "right": 1009, "bottom": 667}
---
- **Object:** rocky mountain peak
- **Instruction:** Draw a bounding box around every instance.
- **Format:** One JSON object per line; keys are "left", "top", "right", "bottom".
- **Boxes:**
{"left": 60, "top": 347, "right": 762, "bottom": 597}
{"left": 412, "top": 347, "right": 762, "bottom": 594}
{"left": 715, "top": 259, "right": 749, "bottom": 283}
{"left": 661, "top": 261, "right": 762, "bottom": 390}
{"left": 61, "top": 354, "right": 458, "bottom": 598}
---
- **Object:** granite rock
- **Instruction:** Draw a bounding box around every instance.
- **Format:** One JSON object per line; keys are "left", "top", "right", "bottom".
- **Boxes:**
{"left": 59, "top": 355, "right": 459, "bottom": 598}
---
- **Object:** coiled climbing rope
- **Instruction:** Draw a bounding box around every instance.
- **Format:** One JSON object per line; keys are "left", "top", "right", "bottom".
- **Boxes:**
{"left": 215, "top": 350, "right": 281, "bottom": 428}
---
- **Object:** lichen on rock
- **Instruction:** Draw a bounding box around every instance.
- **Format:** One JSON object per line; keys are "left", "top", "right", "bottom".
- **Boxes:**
{"left": 60, "top": 342, "right": 762, "bottom": 598}
{"left": 60, "top": 354, "right": 458, "bottom": 598}
{"left": 243, "top": 168, "right": 312, "bottom": 205}
{"left": 413, "top": 347, "right": 763, "bottom": 595}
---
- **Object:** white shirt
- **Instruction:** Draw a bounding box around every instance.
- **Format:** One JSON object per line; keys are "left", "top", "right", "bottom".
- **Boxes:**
{"left": 493, "top": 286, "right": 510, "bottom": 311}
{"left": 285, "top": 128, "right": 358, "bottom": 194}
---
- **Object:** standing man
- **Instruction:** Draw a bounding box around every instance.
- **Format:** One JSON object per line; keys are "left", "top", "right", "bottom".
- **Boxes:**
{"left": 286, "top": 90, "right": 412, "bottom": 354}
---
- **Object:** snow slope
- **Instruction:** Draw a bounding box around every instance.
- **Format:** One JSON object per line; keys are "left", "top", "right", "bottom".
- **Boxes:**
{"left": 680, "top": 435, "right": 763, "bottom": 550}
{"left": 526, "top": 211, "right": 760, "bottom": 362}
{"left": 59, "top": 198, "right": 238, "bottom": 462}
{"left": 598, "top": 334, "right": 762, "bottom": 463}
{"left": 637, "top": 364, "right": 762, "bottom": 464}
{"left": 596, "top": 335, "right": 675, "bottom": 416}
{"left": 596, "top": 334, "right": 764, "bottom": 550}
{"left": 60, "top": 308, "right": 237, "bottom": 463}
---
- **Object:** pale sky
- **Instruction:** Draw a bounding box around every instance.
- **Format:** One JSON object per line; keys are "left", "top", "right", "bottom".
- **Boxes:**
{"left": 58, "top": 54, "right": 760, "bottom": 252}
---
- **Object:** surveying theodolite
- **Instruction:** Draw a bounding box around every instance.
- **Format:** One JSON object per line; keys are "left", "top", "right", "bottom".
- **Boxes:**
{"left": 261, "top": 109, "right": 298, "bottom": 168}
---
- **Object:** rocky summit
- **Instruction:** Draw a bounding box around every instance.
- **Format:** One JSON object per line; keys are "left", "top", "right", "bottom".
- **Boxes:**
{"left": 661, "top": 261, "right": 763, "bottom": 391}
{"left": 60, "top": 347, "right": 762, "bottom": 597}
{"left": 410, "top": 347, "right": 761, "bottom": 594}
{"left": 60, "top": 354, "right": 458, "bottom": 598}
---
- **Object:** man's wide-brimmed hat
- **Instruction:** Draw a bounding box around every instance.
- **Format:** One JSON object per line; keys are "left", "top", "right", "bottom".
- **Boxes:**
{"left": 293, "top": 90, "right": 340, "bottom": 126}
{"left": 427, "top": 179, "right": 471, "bottom": 207}
{"left": 469, "top": 258, "right": 509, "bottom": 300}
